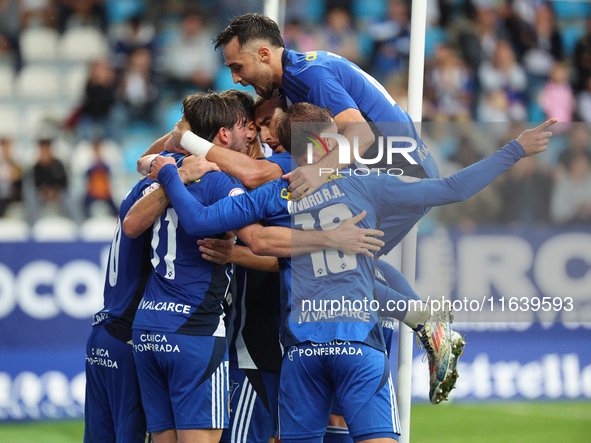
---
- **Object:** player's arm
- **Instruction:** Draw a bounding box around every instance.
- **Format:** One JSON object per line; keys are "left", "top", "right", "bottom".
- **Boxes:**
{"left": 153, "top": 158, "right": 271, "bottom": 236}
{"left": 123, "top": 156, "right": 220, "bottom": 238}
{"left": 378, "top": 120, "right": 556, "bottom": 218}
{"left": 138, "top": 133, "right": 170, "bottom": 162}
{"left": 287, "top": 77, "right": 376, "bottom": 198}
{"left": 123, "top": 184, "right": 169, "bottom": 238}
{"left": 171, "top": 119, "right": 283, "bottom": 189}
{"left": 193, "top": 145, "right": 283, "bottom": 189}
{"left": 198, "top": 234, "right": 280, "bottom": 272}
{"left": 234, "top": 212, "right": 384, "bottom": 258}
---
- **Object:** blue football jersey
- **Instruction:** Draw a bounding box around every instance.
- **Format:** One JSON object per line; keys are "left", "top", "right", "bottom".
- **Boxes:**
{"left": 280, "top": 49, "right": 438, "bottom": 178}
{"left": 157, "top": 140, "right": 525, "bottom": 349}
{"left": 92, "top": 176, "right": 160, "bottom": 342}
{"left": 132, "top": 170, "right": 246, "bottom": 336}
{"left": 261, "top": 151, "right": 295, "bottom": 174}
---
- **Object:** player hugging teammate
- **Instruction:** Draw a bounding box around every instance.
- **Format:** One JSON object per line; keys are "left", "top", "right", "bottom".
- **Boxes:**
{"left": 84, "top": 12, "right": 555, "bottom": 443}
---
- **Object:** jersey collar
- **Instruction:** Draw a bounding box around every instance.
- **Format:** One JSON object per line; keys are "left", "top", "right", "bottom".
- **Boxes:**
{"left": 281, "top": 48, "right": 294, "bottom": 71}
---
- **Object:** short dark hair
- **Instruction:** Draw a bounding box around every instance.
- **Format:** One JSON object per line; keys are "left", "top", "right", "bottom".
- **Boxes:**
{"left": 214, "top": 13, "right": 284, "bottom": 50}
{"left": 182, "top": 92, "right": 246, "bottom": 142}
{"left": 219, "top": 89, "right": 255, "bottom": 121}
{"left": 275, "top": 103, "right": 334, "bottom": 157}
{"left": 253, "top": 89, "right": 285, "bottom": 114}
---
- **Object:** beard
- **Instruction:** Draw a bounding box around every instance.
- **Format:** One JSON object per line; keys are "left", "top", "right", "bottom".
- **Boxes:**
{"left": 257, "top": 70, "right": 275, "bottom": 99}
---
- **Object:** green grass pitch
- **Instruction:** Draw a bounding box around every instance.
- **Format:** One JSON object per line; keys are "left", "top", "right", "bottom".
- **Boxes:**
{"left": 0, "top": 402, "right": 589, "bottom": 443}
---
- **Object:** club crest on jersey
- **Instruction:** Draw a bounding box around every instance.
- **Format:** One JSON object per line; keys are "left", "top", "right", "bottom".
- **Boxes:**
{"left": 281, "top": 188, "right": 292, "bottom": 200}
{"left": 229, "top": 188, "right": 245, "bottom": 197}
{"left": 142, "top": 182, "right": 161, "bottom": 196}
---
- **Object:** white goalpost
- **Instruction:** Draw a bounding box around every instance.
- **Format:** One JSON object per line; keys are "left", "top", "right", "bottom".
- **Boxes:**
{"left": 396, "top": 1, "right": 428, "bottom": 443}
{"left": 265, "top": 0, "right": 428, "bottom": 441}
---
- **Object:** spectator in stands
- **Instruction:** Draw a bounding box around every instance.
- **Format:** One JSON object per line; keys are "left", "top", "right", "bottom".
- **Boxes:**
{"left": 577, "top": 77, "right": 591, "bottom": 123}
{"left": 456, "top": 1, "right": 509, "bottom": 88}
{"left": 539, "top": 62, "right": 575, "bottom": 126}
{"left": 32, "top": 139, "right": 68, "bottom": 214}
{"left": 574, "top": 18, "right": 591, "bottom": 92}
{"left": 20, "top": 0, "right": 55, "bottom": 29}
{"left": 551, "top": 152, "right": 591, "bottom": 224}
{"left": 0, "top": 0, "right": 21, "bottom": 69}
{"left": 0, "top": 137, "right": 22, "bottom": 217}
{"left": 84, "top": 138, "right": 117, "bottom": 219}
{"left": 283, "top": 19, "right": 318, "bottom": 53}
{"left": 118, "top": 48, "right": 158, "bottom": 125}
{"left": 438, "top": 137, "right": 501, "bottom": 227}
{"left": 497, "top": 155, "right": 551, "bottom": 225}
{"left": 478, "top": 40, "right": 527, "bottom": 121}
{"left": 557, "top": 123, "right": 591, "bottom": 172}
{"left": 521, "top": 4, "right": 563, "bottom": 83}
{"left": 109, "top": 14, "right": 156, "bottom": 69}
{"left": 161, "top": 12, "right": 220, "bottom": 97}
{"left": 316, "top": 8, "right": 361, "bottom": 66}
{"left": 56, "top": 0, "right": 107, "bottom": 33}
{"left": 427, "top": 43, "right": 472, "bottom": 121}
{"left": 368, "top": 0, "right": 411, "bottom": 81}
{"left": 477, "top": 89, "right": 511, "bottom": 122}
{"left": 76, "top": 59, "right": 118, "bottom": 142}
{"left": 500, "top": 0, "right": 537, "bottom": 59}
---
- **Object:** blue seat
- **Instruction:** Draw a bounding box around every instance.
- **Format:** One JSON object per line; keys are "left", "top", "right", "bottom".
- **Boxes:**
{"left": 552, "top": 1, "right": 591, "bottom": 20}
{"left": 285, "top": 0, "right": 326, "bottom": 23}
{"left": 353, "top": 0, "right": 387, "bottom": 21}
{"left": 214, "top": 68, "right": 256, "bottom": 96}
{"left": 161, "top": 100, "right": 184, "bottom": 134}
{"left": 123, "top": 140, "right": 153, "bottom": 172}
{"left": 105, "top": 0, "right": 146, "bottom": 24}
{"left": 425, "top": 27, "right": 448, "bottom": 59}
{"left": 528, "top": 100, "right": 546, "bottom": 122}
{"left": 561, "top": 24, "right": 586, "bottom": 57}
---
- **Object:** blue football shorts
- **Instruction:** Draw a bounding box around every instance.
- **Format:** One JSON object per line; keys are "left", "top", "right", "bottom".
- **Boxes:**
{"left": 84, "top": 323, "right": 146, "bottom": 443}
{"left": 221, "top": 368, "right": 280, "bottom": 443}
{"left": 132, "top": 331, "right": 229, "bottom": 433}
{"left": 279, "top": 341, "right": 400, "bottom": 443}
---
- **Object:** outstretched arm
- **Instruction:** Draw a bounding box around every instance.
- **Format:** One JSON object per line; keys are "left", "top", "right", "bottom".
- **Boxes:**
{"left": 153, "top": 157, "right": 386, "bottom": 256}
{"left": 380, "top": 120, "right": 556, "bottom": 217}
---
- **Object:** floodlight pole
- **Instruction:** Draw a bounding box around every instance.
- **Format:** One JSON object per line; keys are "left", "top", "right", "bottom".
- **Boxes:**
{"left": 397, "top": 1, "right": 428, "bottom": 442}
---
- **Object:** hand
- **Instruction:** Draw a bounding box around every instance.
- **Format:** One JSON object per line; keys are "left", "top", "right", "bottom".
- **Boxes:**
{"left": 287, "top": 164, "right": 327, "bottom": 199}
{"left": 327, "top": 211, "right": 385, "bottom": 258}
{"left": 147, "top": 156, "right": 176, "bottom": 181}
{"left": 197, "top": 233, "right": 235, "bottom": 264}
{"left": 171, "top": 118, "right": 192, "bottom": 151}
{"left": 137, "top": 154, "right": 158, "bottom": 176}
{"left": 516, "top": 119, "right": 557, "bottom": 157}
{"left": 179, "top": 155, "right": 220, "bottom": 184}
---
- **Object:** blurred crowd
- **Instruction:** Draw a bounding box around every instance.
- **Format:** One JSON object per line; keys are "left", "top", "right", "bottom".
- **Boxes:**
{"left": 0, "top": 0, "right": 590, "bottom": 231}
